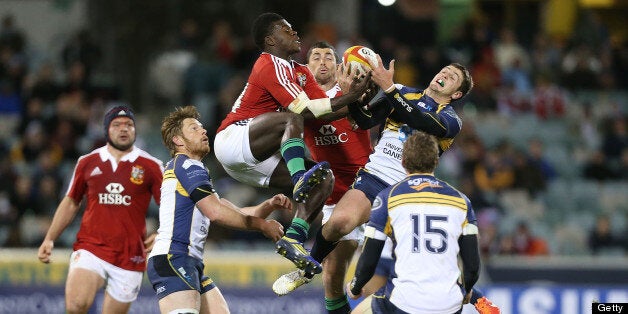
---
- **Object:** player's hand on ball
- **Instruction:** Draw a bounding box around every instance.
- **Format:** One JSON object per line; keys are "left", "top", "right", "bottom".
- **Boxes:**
{"left": 369, "top": 54, "right": 395, "bottom": 91}
{"left": 337, "top": 63, "right": 353, "bottom": 95}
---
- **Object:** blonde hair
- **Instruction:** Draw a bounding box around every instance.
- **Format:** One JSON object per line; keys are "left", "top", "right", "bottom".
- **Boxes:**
{"left": 402, "top": 131, "right": 439, "bottom": 173}
{"left": 161, "top": 106, "right": 201, "bottom": 157}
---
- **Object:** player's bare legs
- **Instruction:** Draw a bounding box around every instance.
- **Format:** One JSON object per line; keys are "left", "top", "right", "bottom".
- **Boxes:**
{"left": 65, "top": 268, "right": 105, "bottom": 314}
{"left": 102, "top": 291, "right": 132, "bottom": 313}
{"left": 322, "top": 240, "right": 358, "bottom": 313}
{"left": 200, "top": 288, "right": 230, "bottom": 314}
{"left": 322, "top": 189, "right": 372, "bottom": 242}
{"left": 158, "top": 290, "right": 201, "bottom": 314}
{"left": 250, "top": 111, "right": 333, "bottom": 274}
{"left": 248, "top": 112, "right": 304, "bottom": 162}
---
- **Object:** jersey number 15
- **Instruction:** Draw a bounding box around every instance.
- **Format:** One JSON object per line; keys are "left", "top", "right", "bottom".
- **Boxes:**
{"left": 411, "top": 214, "right": 448, "bottom": 254}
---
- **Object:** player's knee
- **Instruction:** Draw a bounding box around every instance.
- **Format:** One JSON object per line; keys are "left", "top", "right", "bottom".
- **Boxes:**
{"left": 284, "top": 112, "right": 304, "bottom": 128}
{"left": 66, "top": 298, "right": 91, "bottom": 314}
{"left": 328, "top": 214, "right": 357, "bottom": 237}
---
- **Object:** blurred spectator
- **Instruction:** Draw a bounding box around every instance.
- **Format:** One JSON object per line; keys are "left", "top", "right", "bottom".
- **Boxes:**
{"left": 25, "top": 62, "right": 62, "bottom": 102}
{"left": 504, "top": 221, "right": 549, "bottom": 256}
{"left": 0, "top": 14, "right": 25, "bottom": 53}
{"left": 392, "top": 44, "right": 418, "bottom": 86}
{"left": 601, "top": 117, "right": 627, "bottom": 162}
{"left": 470, "top": 47, "right": 500, "bottom": 111}
{"left": 416, "top": 45, "right": 449, "bottom": 87}
{"left": 530, "top": 33, "right": 563, "bottom": 79}
{"left": 588, "top": 214, "right": 623, "bottom": 254}
{"left": 527, "top": 138, "right": 557, "bottom": 182}
{"left": 61, "top": 29, "right": 102, "bottom": 76}
{"left": 206, "top": 19, "right": 238, "bottom": 65}
{"left": 474, "top": 146, "right": 515, "bottom": 194}
{"left": 493, "top": 28, "right": 531, "bottom": 74}
{"left": 583, "top": 150, "right": 617, "bottom": 181}
{"left": 512, "top": 148, "right": 546, "bottom": 197}
{"left": 6, "top": 174, "right": 36, "bottom": 246}
{"left": 531, "top": 73, "right": 567, "bottom": 120}
{"left": 561, "top": 44, "right": 602, "bottom": 90}
{"left": 578, "top": 102, "right": 602, "bottom": 151}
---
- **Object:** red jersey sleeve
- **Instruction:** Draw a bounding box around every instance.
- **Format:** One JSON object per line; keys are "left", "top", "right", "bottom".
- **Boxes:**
{"left": 66, "top": 156, "right": 88, "bottom": 203}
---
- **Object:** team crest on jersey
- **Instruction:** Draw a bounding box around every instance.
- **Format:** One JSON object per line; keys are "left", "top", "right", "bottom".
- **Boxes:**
{"left": 296, "top": 72, "right": 307, "bottom": 87}
{"left": 130, "top": 165, "right": 145, "bottom": 184}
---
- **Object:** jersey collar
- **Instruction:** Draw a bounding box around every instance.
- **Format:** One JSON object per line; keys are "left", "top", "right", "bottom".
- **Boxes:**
{"left": 98, "top": 145, "right": 140, "bottom": 163}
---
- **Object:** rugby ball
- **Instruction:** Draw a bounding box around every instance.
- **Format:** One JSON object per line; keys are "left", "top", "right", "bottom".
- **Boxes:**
{"left": 342, "top": 45, "right": 379, "bottom": 74}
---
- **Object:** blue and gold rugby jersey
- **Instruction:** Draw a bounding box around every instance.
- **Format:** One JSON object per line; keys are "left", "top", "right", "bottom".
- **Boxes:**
{"left": 364, "top": 84, "right": 462, "bottom": 185}
{"left": 368, "top": 174, "right": 476, "bottom": 314}
{"left": 149, "top": 154, "right": 216, "bottom": 260}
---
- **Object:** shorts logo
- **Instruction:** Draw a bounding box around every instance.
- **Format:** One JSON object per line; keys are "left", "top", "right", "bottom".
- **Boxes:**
{"left": 72, "top": 251, "right": 81, "bottom": 263}
{"left": 130, "top": 255, "right": 145, "bottom": 264}
{"left": 130, "top": 165, "right": 145, "bottom": 185}
{"left": 156, "top": 285, "right": 166, "bottom": 294}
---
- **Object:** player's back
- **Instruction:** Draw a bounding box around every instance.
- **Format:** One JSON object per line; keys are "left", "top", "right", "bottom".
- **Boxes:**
{"left": 385, "top": 174, "right": 470, "bottom": 313}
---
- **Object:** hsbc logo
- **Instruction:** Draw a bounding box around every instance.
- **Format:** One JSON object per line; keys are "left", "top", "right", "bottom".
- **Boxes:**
{"left": 319, "top": 125, "right": 336, "bottom": 135}
{"left": 106, "top": 183, "right": 125, "bottom": 194}
{"left": 99, "top": 182, "right": 131, "bottom": 205}
{"left": 315, "top": 124, "right": 348, "bottom": 146}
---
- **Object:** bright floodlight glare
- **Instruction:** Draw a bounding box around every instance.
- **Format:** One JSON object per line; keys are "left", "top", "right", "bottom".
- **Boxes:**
{"left": 378, "top": 0, "right": 396, "bottom": 6}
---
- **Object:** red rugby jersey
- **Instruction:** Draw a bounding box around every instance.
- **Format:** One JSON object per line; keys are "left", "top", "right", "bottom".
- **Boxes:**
{"left": 67, "top": 146, "right": 163, "bottom": 271}
{"left": 217, "top": 53, "right": 327, "bottom": 133}
{"left": 304, "top": 85, "right": 372, "bottom": 204}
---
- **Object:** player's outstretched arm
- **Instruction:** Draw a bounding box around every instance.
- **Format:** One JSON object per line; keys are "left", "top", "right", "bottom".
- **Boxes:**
{"left": 38, "top": 196, "right": 80, "bottom": 263}
{"left": 221, "top": 194, "right": 293, "bottom": 219}
{"left": 197, "top": 194, "right": 284, "bottom": 241}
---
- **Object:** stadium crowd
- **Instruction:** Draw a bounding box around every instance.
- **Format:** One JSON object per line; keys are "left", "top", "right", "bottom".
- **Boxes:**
{"left": 0, "top": 3, "right": 626, "bottom": 260}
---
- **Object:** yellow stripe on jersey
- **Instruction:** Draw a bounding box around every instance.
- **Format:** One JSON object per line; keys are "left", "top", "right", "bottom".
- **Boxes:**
{"left": 403, "top": 92, "right": 424, "bottom": 100}
{"left": 384, "top": 118, "right": 403, "bottom": 132}
{"left": 436, "top": 103, "right": 447, "bottom": 113}
{"left": 176, "top": 182, "right": 189, "bottom": 197}
{"left": 163, "top": 169, "right": 176, "bottom": 180}
{"left": 384, "top": 216, "right": 393, "bottom": 237}
{"left": 388, "top": 192, "right": 467, "bottom": 211}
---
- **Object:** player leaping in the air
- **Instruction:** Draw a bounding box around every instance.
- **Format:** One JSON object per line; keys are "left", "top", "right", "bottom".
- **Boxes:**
{"left": 274, "top": 53, "right": 500, "bottom": 313}
{"left": 213, "top": 13, "right": 370, "bottom": 277}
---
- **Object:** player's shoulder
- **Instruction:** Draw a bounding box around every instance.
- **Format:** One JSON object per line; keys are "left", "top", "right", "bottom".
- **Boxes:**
{"left": 76, "top": 146, "right": 105, "bottom": 165}
{"left": 135, "top": 148, "right": 164, "bottom": 168}
{"left": 172, "top": 154, "right": 205, "bottom": 170}
{"left": 397, "top": 84, "right": 423, "bottom": 94}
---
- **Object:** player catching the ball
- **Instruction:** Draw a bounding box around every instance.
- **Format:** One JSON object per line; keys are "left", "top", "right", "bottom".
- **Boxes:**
{"left": 274, "top": 46, "right": 499, "bottom": 314}
{"left": 213, "top": 12, "right": 370, "bottom": 277}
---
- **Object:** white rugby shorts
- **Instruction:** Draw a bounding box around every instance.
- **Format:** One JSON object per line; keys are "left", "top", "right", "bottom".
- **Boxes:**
{"left": 322, "top": 204, "right": 365, "bottom": 243}
{"left": 214, "top": 122, "right": 281, "bottom": 188}
{"left": 69, "top": 249, "right": 143, "bottom": 303}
